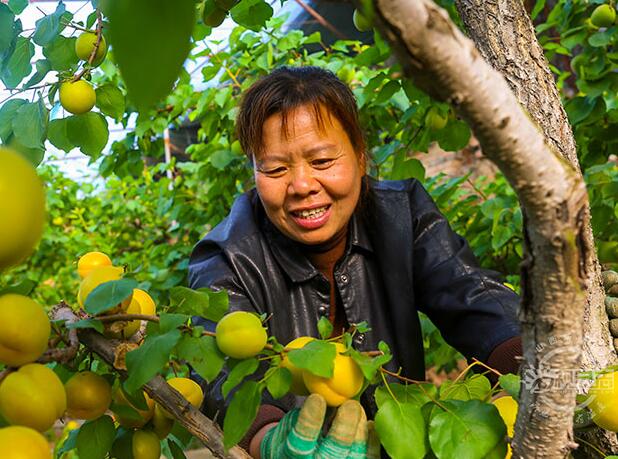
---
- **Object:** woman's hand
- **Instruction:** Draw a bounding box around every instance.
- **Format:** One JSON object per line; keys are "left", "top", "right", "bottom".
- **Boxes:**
{"left": 259, "top": 393, "right": 380, "bottom": 458}
{"left": 602, "top": 270, "right": 618, "bottom": 350}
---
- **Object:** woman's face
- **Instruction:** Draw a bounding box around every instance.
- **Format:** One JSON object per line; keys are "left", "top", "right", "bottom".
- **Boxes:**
{"left": 254, "top": 104, "right": 365, "bottom": 245}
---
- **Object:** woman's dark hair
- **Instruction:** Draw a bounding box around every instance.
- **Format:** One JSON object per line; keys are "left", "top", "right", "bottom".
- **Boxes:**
{"left": 236, "top": 66, "right": 366, "bottom": 162}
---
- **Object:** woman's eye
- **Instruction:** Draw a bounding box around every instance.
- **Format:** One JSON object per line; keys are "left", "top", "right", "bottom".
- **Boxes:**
{"left": 263, "top": 167, "right": 286, "bottom": 176}
{"left": 312, "top": 159, "right": 333, "bottom": 168}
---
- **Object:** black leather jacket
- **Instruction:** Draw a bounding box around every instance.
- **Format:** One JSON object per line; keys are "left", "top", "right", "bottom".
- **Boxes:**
{"left": 188, "top": 177, "right": 520, "bottom": 418}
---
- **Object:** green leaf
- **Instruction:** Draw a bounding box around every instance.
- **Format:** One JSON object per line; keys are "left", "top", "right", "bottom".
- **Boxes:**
{"left": 170, "top": 286, "right": 229, "bottom": 322}
{"left": 48, "top": 117, "right": 74, "bottom": 152}
{"left": 168, "top": 438, "right": 188, "bottom": 459}
{"left": 1, "top": 36, "right": 34, "bottom": 89}
{"left": 390, "top": 153, "right": 425, "bottom": 181}
{"left": 0, "top": 279, "right": 36, "bottom": 297}
{"left": 76, "top": 415, "right": 116, "bottom": 459}
{"left": 176, "top": 334, "right": 225, "bottom": 383}
{"left": 66, "top": 318, "right": 104, "bottom": 333}
{"left": 7, "top": 134, "right": 44, "bottom": 166}
{"left": 288, "top": 340, "right": 336, "bottom": 378}
{"left": 266, "top": 367, "right": 292, "bottom": 399}
{"left": 230, "top": 0, "right": 274, "bottom": 32}
{"left": 43, "top": 35, "right": 77, "bottom": 71}
{"left": 0, "top": 98, "right": 26, "bottom": 142}
{"left": 24, "top": 59, "right": 51, "bottom": 89}
{"left": 349, "top": 348, "right": 392, "bottom": 381}
{"left": 56, "top": 427, "right": 80, "bottom": 457}
{"left": 317, "top": 316, "right": 333, "bottom": 340}
{"left": 108, "top": 0, "right": 195, "bottom": 111}
{"left": 33, "top": 1, "right": 66, "bottom": 46}
{"left": 12, "top": 99, "right": 49, "bottom": 149}
{"left": 84, "top": 278, "right": 137, "bottom": 315}
{"left": 429, "top": 400, "right": 505, "bottom": 459}
{"left": 67, "top": 112, "right": 109, "bottom": 157}
{"left": 8, "top": 0, "right": 27, "bottom": 15}
{"left": 159, "top": 313, "right": 189, "bottom": 333}
{"left": 499, "top": 373, "right": 520, "bottom": 400}
{"left": 375, "top": 382, "right": 437, "bottom": 409}
{"left": 125, "top": 329, "right": 182, "bottom": 392}
{"left": 375, "top": 399, "right": 426, "bottom": 459}
{"left": 110, "top": 428, "right": 133, "bottom": 459}
{"left": 95, "top": 84, "right": 125, "bottom": 120}
{"left": 439, "top": 374, "right": 492, "bottom": 402}
{"left": 435, "top": 119, "right": 471, "bottom": 151}
{"left": 223, "top": 381, "right": 261, "bottom": 450}
{"left": 222, "top": 358, "right": 259, "bottom": 399}
{"left": 0, "top": 5, "right": 15, "bottom": 52}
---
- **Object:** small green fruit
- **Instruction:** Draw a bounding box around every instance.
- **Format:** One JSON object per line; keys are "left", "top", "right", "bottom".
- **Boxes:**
{"left": 591, "top": 4, "right": 616, "bottom": 28}
{"left": 353, "top": 9, "right": 372, "bottom": 32}
{"left": 425, "top": 107, "right": 448, "bottom": 131}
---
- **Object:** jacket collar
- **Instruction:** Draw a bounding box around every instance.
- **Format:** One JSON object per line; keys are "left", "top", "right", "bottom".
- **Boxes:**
{"left": 260, "top": 204, "right": 374, "bottom": 284}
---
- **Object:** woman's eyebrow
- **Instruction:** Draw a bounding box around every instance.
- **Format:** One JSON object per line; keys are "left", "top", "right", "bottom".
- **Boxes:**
{"left": 304, "top": 143, "right": 337, "bottom": 155}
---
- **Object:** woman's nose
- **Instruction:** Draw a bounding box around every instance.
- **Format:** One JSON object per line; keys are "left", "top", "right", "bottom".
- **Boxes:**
{"left": 288, "top": 164, "right": 320, "bottom": 196}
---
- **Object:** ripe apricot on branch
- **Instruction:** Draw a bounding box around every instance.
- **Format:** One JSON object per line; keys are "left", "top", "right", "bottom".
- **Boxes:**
{"left": 591, "top": 4, "right": 616, "bottom": 28}
{"left": 0, "top": 147, "right": 46, "bottom": 271}
{"left": 78, "top": 265, "right": 130, "bottom": 312}
{"left": 280, "top": 336, "right": 315, "bottom": 395}
{"left": 104, "top": 288, "right": 156, "bottom": 339}
{"left": 215, "top": 311, "right": 268, "bottom": 359}
{"left": 75, "top": 32, "right": 107, "bottom": 65}
{"left": 0, "top": 363, "right": 66, "bottom": 432}
{"left": 160, "top": 377, "right": 204, "bottom": 419}
{"left": 59, "top": 80, "right": 96, "bottom": 115}
{"left": 0, "top": 426, "right": 52, "bottom": 459}
{"left": 65, "top": 371, "right": 112, "bottom": 420}
{"left": 133, "top": 429, "right": 161, "bottom": 459}
{"left": 493, "top": 395, "right": 518, "bottom": 459}
{"left": 77, "top": 251, "right": 112, "bottom": 279}
{"left": 0, "top": 294, "right": 50, "bottom": 367}
{"left": 587, "top": 371, "right": 618, "bottom": 431}
{"left": 302, "top": 342, "right": 364, "bottom": 407}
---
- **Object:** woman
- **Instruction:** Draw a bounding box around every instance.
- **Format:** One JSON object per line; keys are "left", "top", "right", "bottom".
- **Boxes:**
{"left": 188, "top": 66, "right": 522, "bottom": 457}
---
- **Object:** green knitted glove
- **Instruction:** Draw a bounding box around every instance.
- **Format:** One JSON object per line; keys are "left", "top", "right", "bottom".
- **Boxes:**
{"left": 602, "top": 270, "right": 618, "bottom": 351}
{"left": 260, "top": 393, "right": 380, "bottom": 459}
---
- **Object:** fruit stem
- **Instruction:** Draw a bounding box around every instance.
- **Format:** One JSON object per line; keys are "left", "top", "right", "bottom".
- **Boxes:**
{"left": 380, "top": 369, "right": 399, "bottom": 403}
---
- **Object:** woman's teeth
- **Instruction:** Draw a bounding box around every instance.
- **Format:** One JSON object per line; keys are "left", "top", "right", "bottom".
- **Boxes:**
{"left": 294, "top": 206, "right": 328, "bottom": 219}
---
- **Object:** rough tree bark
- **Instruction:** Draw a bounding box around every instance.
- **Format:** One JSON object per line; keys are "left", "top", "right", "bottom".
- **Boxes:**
{"left": 452, "top": 0, "right": 618, "bottom": 454}
{"left": 366, "top": 0, "right": 592, "bottom": 457}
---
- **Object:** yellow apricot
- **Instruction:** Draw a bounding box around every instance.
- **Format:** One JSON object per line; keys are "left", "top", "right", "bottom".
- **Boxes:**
{"left": 160, "top": 377, "right": 204, "bottom": 419}
{"left": 0, "top": 147, "right": 46, "bottom": 271}
{"left": 0, "top": 363, "right": 66, "bottom": 432}
{"left": 0, "top": 294, "right": 50, "bottom": 367}
{"left": 77, "top": 265, "right": 131, "bottom": 312}
{"left": 132, "top": 429, "right": 161, "bottom": 459}
{"left": 302, "top": 342, "right": 364, "bottom": 407}
{"left": 0, "top": 426, "right": 51, "bottom": 459}
{"left": 215, "top": 311, "right": 267, "bottom": 359}
{"left": 75, "top": 32, "right": 107, "bottom": 65}
{"left": 65, "top": 371, "right": 112, "bottom": 420}
{"left": 59, "top": 80, "right": 96, "bottom": 115}
{"left": 77, "top": 251, "right": 112, "bottom": 279}
{"left": 281, "top": 336, "right": 315, "bottom": 395}
{"left": 587, "top": 371, "right": 618, "bottom": 432}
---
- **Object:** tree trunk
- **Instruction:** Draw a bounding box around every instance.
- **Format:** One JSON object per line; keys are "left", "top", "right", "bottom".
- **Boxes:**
{"left": 367, "top": 0, "right": 592, "bottom": 456}
{"left": 453, "top": 0, "right": 618, "bottom": 454}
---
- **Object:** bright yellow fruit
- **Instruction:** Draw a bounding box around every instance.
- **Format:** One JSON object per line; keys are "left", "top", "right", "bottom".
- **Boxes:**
{"left": 160, "top": 377, "right": 204, "bottom": 419}
{"left": 587, "top": 371, "right": 618, "bottom": 431}
{"left": 112, "top": 388, "right": 154, "bottom": 429}
{"left": 152, "top": 404, "right": 174, "bottom": 439}
{"left": 0, "top": 363, "right": 66, "bottom": 432}
{"left": 133, "top": 288, "right": 156, "bottom": 315}
{"left": 0, "top": 294, "right": 50, "bottom": 367}
{"left": 78, "top": 265, "right": 131, "bottom": 312}
{"left": 493, "top": 395, "right": 518, "bottom": 459}
{"left": 0, "top": 426, "right": 52, "bottom": 459}
{"left": 104, "top": 288, "right": 156, "bottom": 339}
{"left": 77, "top": 251, "right": 112, "bottom": 279}
{"left": 65, "top": 371, "right": 112, "bottom": 420}
{"left": 132, "top": 429, "right": 161, "bottom": 459}
{"left": 59, "top": 80, "right": 96, "bottom": 115}
{"left": 75, "top": 32, "right": 107, "bottom": 65}
{"left": 281, "top": 336, "right": 315, "bottom": 395}
{"left": 302, "top": 342, "right": 364, "bottom": 407}
{"left": 0, "top": 147, "right": 45, "bottom": 271}
{"left": 215, "top": 311, "right": 267, "bottom": 359}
